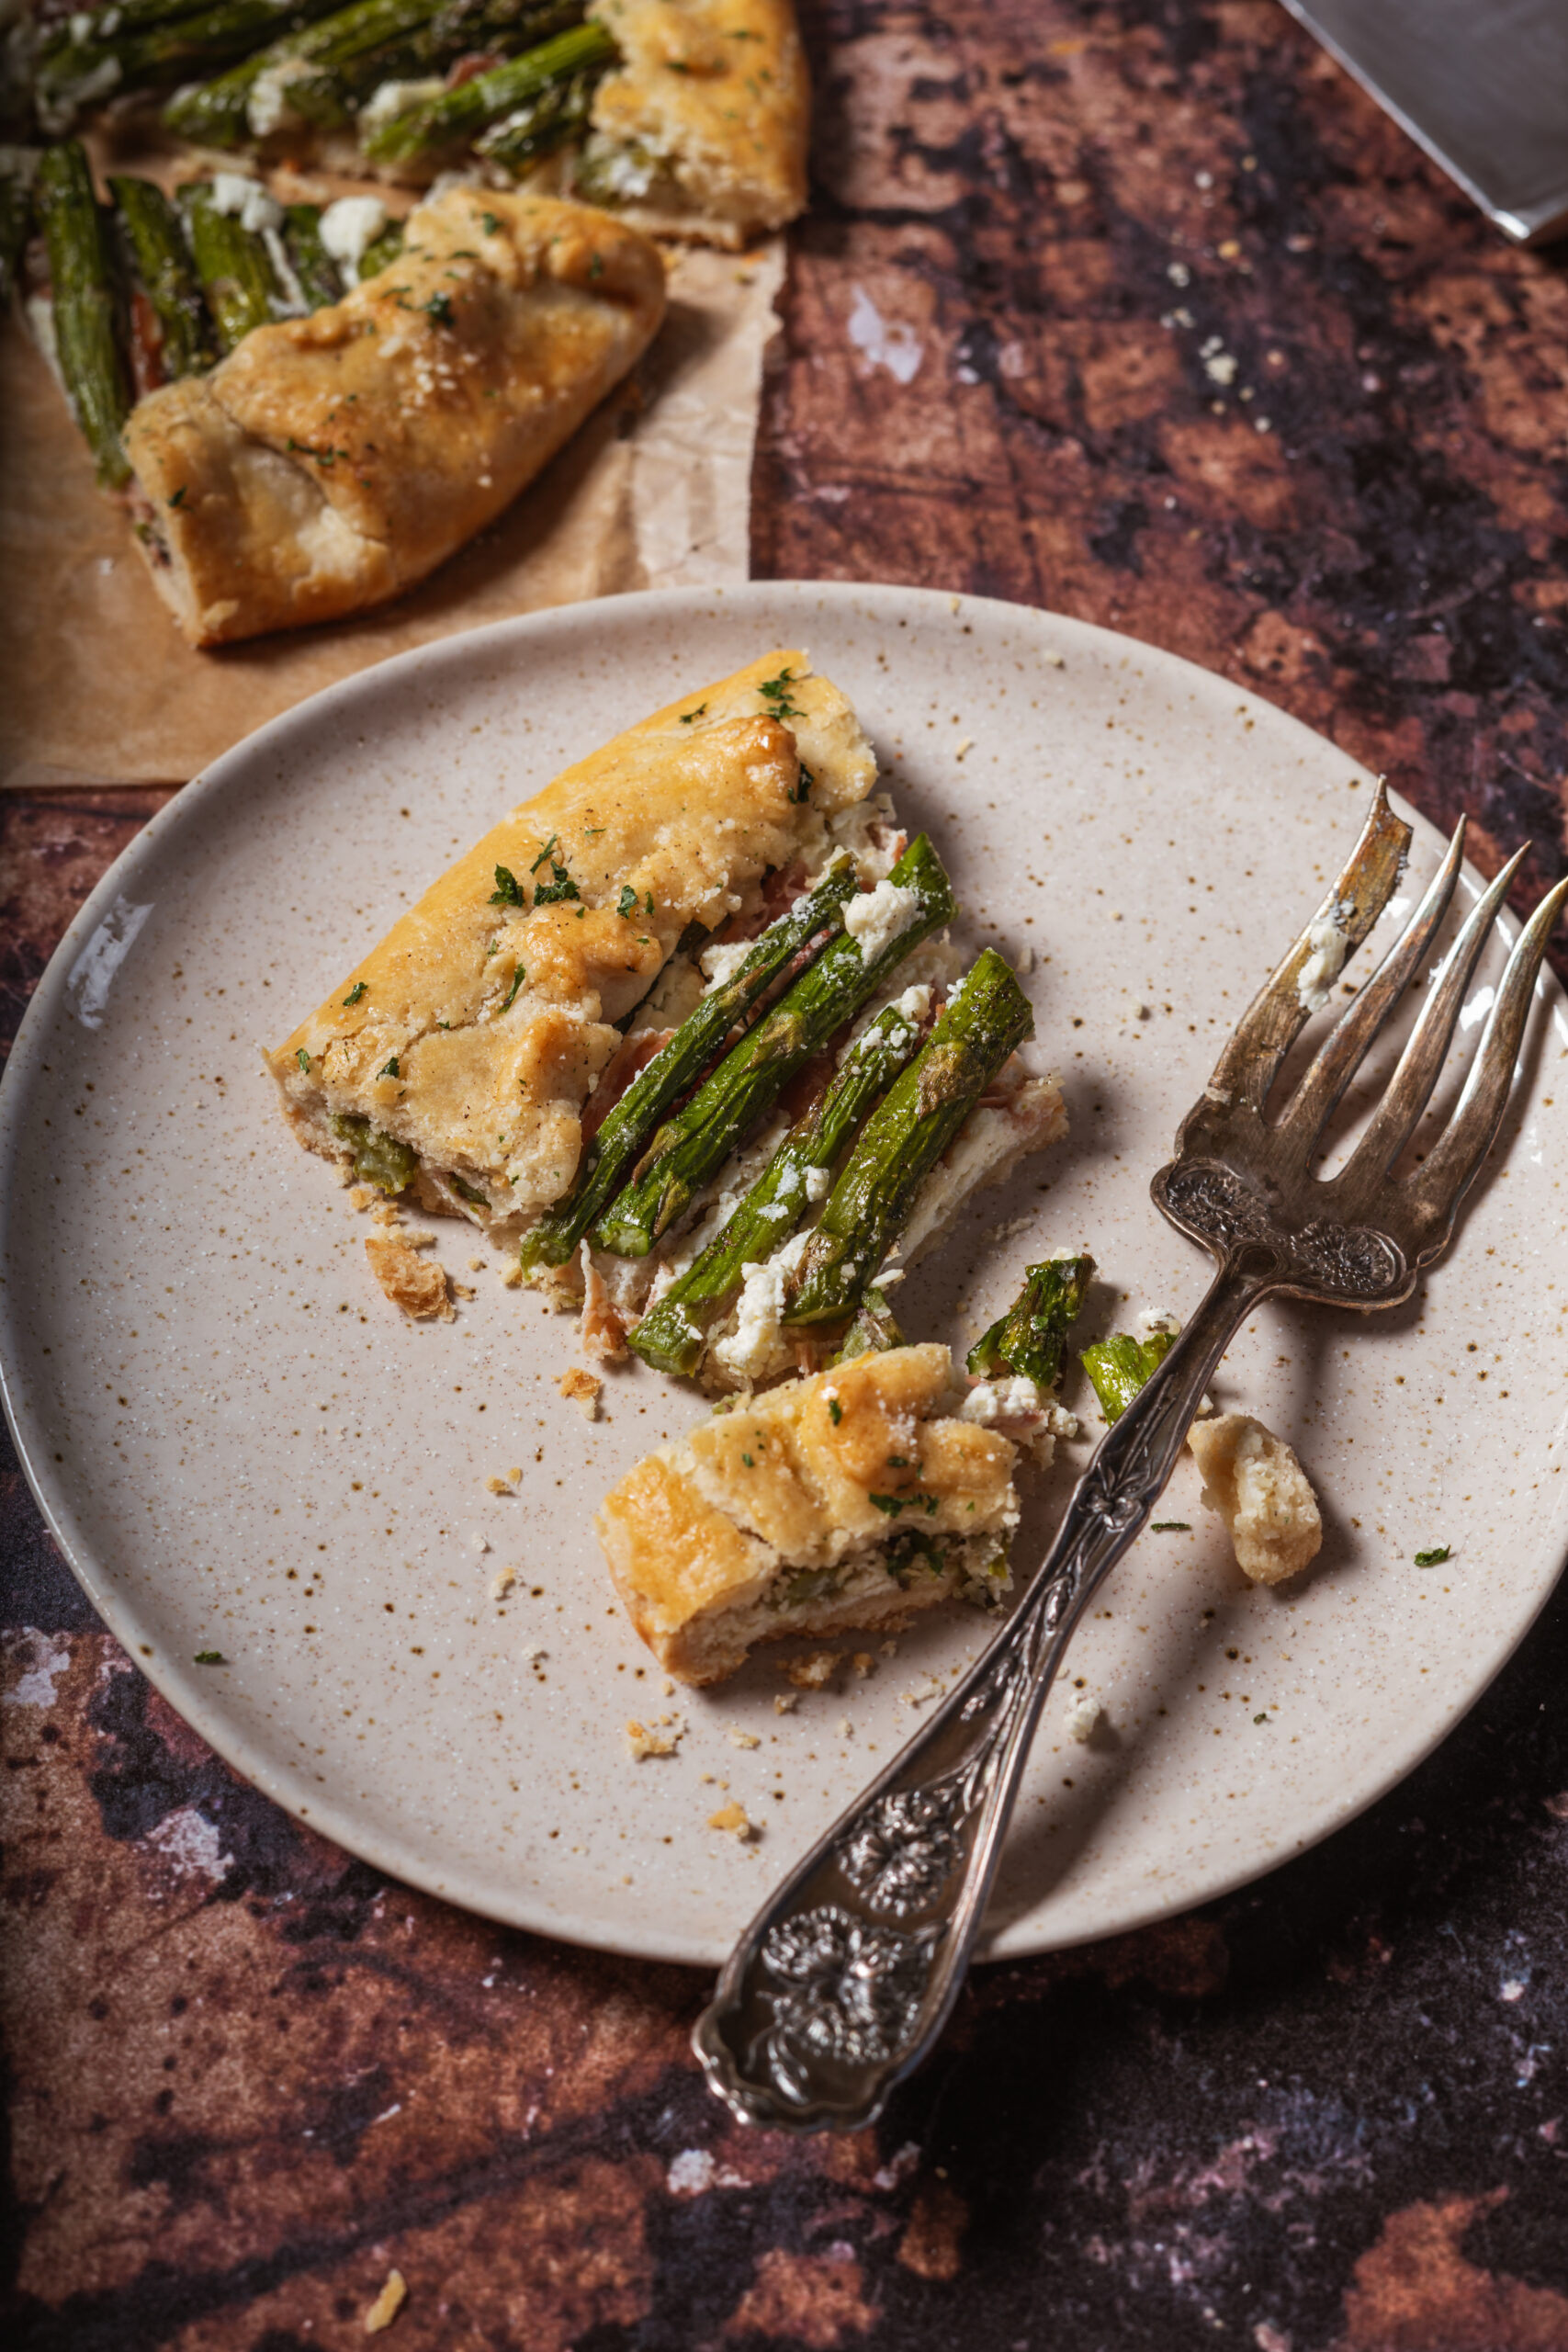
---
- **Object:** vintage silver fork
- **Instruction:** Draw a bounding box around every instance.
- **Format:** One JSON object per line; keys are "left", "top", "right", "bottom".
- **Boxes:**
{"left": 693, "top": 785, "right": 1568, "bottom": 2133}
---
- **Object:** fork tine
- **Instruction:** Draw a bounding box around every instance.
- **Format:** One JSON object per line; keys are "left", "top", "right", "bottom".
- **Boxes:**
{"left": 1328, "top": 844, "right": 1531, "bottom": 1198}
{"left": 1208, "top": 782, "right": 1412, "bottom": 1114}
{"left": 1273, "top": 817, "right": 1467, "bottom": 1157}
{"left": 1400, "top": 872, "right": 1568, "bottom": 1243}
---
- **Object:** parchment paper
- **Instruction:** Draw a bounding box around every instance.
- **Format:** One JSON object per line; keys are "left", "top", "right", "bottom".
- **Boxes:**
{"left": 0, "top": 237, "right": 784, "bottom": 787}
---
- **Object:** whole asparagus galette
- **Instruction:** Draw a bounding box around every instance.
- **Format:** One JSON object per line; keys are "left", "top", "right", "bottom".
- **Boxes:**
{"left": 267, "top": 646, "right": 1077, "bottom": 1673}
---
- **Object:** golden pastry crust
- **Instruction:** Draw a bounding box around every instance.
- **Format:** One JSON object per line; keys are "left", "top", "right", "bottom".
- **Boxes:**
{"left": 579, "top": 0, "right": 809, "bottom": 244}
{"left": 265, "top": 648, "right": 877, "bottom": 1227}
{"left": 595, "top": 1345, "right": 1019, "bottom": 1684}
{"left": 124, "top": 190, "right": 666, "bottom": 646}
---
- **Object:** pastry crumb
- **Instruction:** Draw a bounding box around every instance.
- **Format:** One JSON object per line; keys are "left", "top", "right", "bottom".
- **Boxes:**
{"left": 780, "top": 1650, "right": 841, "bottom": 1690}
{"left": 773, "top": 1692, "right": 799, "bottom": 1715}
{"left": 520, "top": 1640, "right": 545, "bottom": 1663}
{"left": 558, "top": 1366, "right": 603, "bottom": 1419}
{"left": 501, "top": 1261, "right": 524, "bottom": 1287}
{"left": 489, "top": 1564, "right": 516, "bottom": 1600}
{"left": 467, "top": 1256, "right": 486, "bottom": 1272}
{"left": 837, "top": 1715, "right": 853, "bottom": 1737}
{"left": 626, "top": 1717, "right": 683, "bottom": 1759}
{"left": 728, "top": 1727, "right": 761, "bottom": 1749}
{"left": 880, "top": 1638, "right": 899, "bottom": 1657}
{"left": 349, "top": 1184, "right": 378, "bottom": 1210}
{"left": 452, "top": 1281, "right": 477, "bottom": 1301}
{"left": 365, "top": 1233, "right": 452, "bottom": 1320}
{"left": 468, "top": 1529, "right": 490, "bottom": 1555}
{"left": 371, "top": 1203, "right": 400, "bottom": 1225}
{"left": 485, "top": 1466, "right": 522, "bottom": 1494}
{"left": 707, "top": 1802, "right": 754, "bottom": 1838}
{"left": 364, "top": 2268, "right": 406, "bottom": 2334}
{"left": 852, "top": 1652, "right": 874, "bottom": 1679}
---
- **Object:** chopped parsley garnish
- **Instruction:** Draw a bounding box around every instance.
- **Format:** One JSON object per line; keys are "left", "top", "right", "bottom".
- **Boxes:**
{"left": 425, "top": 292, "right": 455, "bottom": 326}
{"left": 886, "top": 1455, "right": 909, "bottom": 1469}
{"left": 378, "top": 1057, "right": 400, "bottom": 1080}
{"left": 757, "top": 666, "right": 806, "bottom": 722}
{"left": 588, "top": 252, "right": 604, "bottom": 277}
{"left": 481, "top": 211, "right": 501, "bottom": 234}
{"left": 296, "top": 1047, "right": 310, "bottom": 1072}
{"left": 533, "top": 861, "right": 581, "bottom": 906}
{"left": 792, "top": 761, "right": 815, "bottom": 804}
{"left": 193, "top": 1649, "right": 225, "bottom": 1665}
{"left": 1253, "top": 1713, "right": 1269, "bottom": 1724}
{"left": 1415, "top": 1544, "right": 1451, "bottom": 1566}
{"left": 529, "top": 834, "right": 559, "bottom": 873}
{"left": 869, "top": 1493, "right": 906, "bottom": 1516}
{"left": 168, "top": 485, "right": 186, "bottom": 508}
{"left": 679, "top": 702, "right": 707, "bottom": 724}
{"left": 500, "top": 964, "right": 526, "bottom": 1012}
{"left": 490, "top": 864, "right": 525, "bottom": 906}
{"left": 645, "top": 889, "right": 655, "bottom": 917}
{"left": 343, "top": 981, "right": 367, "bottom": 1006}
{"left": 1151, "top": 1521, "right": 1190, "bottom": 1532}
{"left": 741, "top": 1453, "right": 754, "bottom": 1466}
{"left": 616, "top": 884, "right": 639, "bottom": 917}
{"left": 828, "top": 1397, "right": 842, "bottom": 1426}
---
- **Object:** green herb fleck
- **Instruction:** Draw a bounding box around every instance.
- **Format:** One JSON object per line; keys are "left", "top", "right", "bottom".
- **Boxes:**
{"left": 343, "top": 981, "right": 367, "bottom": 1006}
{"left": 869, "top": 1493, "right": 907, "bottom": 1517}
{"left": 886, "top": 1455, "right": 909, "bottom": 1469}
{"left": 587, "top": 251, "right": 604, "bottom": 277}
{"left": 828, "top": 1397, "right": 842, "bottom": 1426}
{"left": 425, "top": 292, "right": 455, "bottom": 326}
{"left": 481, "top": 211, "right": 501, "bottom": 233}
{"left": 741, "top": 1453, "right": 754, "bottom": 1466}
{"left": 500, "top": 964, "right": 526, "bottom": 1012}
{"left": 534, "top": 861, "right": 581, "bottom": 906}
{"left": 193, "top": 1649, "right": 225, "bottom": 1665}
{"left": 792, "top": 760, "right": 815, "bottom": 804}
{"left": 616, "top": 884, "right": 639, "bottom": 917}
{"left": 490, "top": 864, "right": 525, "bottom": 906}
{"left": 645, "top": 889, "right": 655, "bottom": 917}
{"left": 378, "top": 1057, "right": 400, "bottom": 1080}
{"left": 169, "top": 485, "right": 186, "bottom": 508}
{"left": 529, "top": 833, "right": 559, "bottom": 873}
{"left": 757, "top": 666, "right": 807, "bottom": 723}
{"left": 1415, "top": 1544, "right": 1451, "bottom": 1566}
{"left": 1151, "top": 1521, "right": 1190, "bottom": 1532}
{"left": 1253, "top": 1713, "right": 1269, "bottom": 1724}
{"left": 296, "top": 1047, "right": 310, "bottom": 1073}
{"left": 679, "top": 702, "right": 707, "bottom": 724}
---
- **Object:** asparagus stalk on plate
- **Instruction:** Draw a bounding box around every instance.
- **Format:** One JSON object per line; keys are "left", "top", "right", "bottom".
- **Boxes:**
{"left": 281, "top": 200, "right": 344, "bottom": 306}
{"left": 35, "top": 141, "right": 131, "bottom": 486}
{"left": 832, "top": 1284, "right": 906, "bottom": 1363}
{"left": 178, "top": 176, "right": 290, "bottom": 350}
{"left": 783, "top": 948, "right": 1036, "bottom": 1328}
{"left": 628, "top": 994, "right": 929, "bottom": 1377}
{"left": 162, "top": 0, "right": 446, "bottom": 144}
{"left": 968, "top": 1253, "right": 1094, "bottom": 1387}
{"left": 475, "top": 56, "right": 596, "bottom": 169}
{"left": 1080, "top": 1329, "right": 1174, "bottom": 1424}
{"left": 592, "top": 834, "right": 958, "bottom": 1259}
{"left": 361, "top": 15, "right": 612, "bottom": 164}
{"left": 522, "top": 853, "right": 863, "bottom": 1274}
{"left": 109, "top": 175, "right": 218, "bottom": 377}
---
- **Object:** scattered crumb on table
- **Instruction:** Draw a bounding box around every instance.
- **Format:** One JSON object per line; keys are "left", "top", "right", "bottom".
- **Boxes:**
{"left": 728, "top": 1727, "right": 761, "bottom": 1749}
{"left": 558, "top": 1366, "right": 602, "bottom": 1419}
{"left": 626, "top": 1717, "right": 683, "bottom": 1759}
{"left": 365, "top": 1233, "right": 452, "bottom": 1321}
{"left": 707, "top": 1802, "right": 754, "bottom": 1838}
{"left": 780, "top": 1650, "right": 841, "bottom": 1690}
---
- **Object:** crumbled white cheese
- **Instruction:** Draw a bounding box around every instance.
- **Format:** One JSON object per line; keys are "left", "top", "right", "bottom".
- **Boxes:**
{"left": 802, "top": 1163, "right": 830, "bottom": 1203}
{"left": 1137, "top": 1308, "right": 1180, "bottom": 1337}
{"left": 843, "top": 878, "right": 921, "bottom": 964}
{"left": 698, "top": 936, "right": 754, "bottom": 989}
{"left": 246, "top": 56, "right": 312, "bottom": 138}
{"left": 1065, "top": 1691, "right": 1102, "bottom": 1743}
{"left": 357, "top": 75, "right": 446, "bottom": 137}
{"left": 961, "top": 1374, "right": 1048, "bottom": 1425}
{"left": 260, "top": 226, "right": 307, "bottom": 316}
{"left": 320, "top": 194, "right": 389, "bottom": 288}
{"left": 209, "top": 173, "right": 283, "bottom": 236}
{"left": 709, "top": 1230, "right": 811, "bottom": 1384}
{"left": 1297, "top": 908, "right": 1351, "bottom": 1013}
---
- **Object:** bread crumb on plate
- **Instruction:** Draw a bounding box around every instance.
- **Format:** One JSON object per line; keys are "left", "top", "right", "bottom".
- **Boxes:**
{"left": 1188, "top": 1413, "right": 1322, "bottom": 1583}
{"left": 365, "top": 1233, "right": 452, "bottom": 1321}
{"left": 489, "top": 1564, "right": 516, "bottom": 1600}
{"left": 364, "top": 2268, "right": 406, "bottom": 2334}
{"left": 779, "top": 1650, "right": 841, "bottom": 1690}
{"left": 707, "top": 1802, "right": 754, "bottom": 1838}
{"left": 558, "top": 1365, "right": 603, "bottom": 1419}
{"left": 626, "top": 1717, "right": 683, "bottom": 1759}
{"left": 1065, "top": 1691, "right": 1102, "bottom": 1743}
{"left": 728, "top": 1727, "right": 761, "bottom": 1749}
{"left": 774, "top": 1692, "right": 799, "bottom": 1715}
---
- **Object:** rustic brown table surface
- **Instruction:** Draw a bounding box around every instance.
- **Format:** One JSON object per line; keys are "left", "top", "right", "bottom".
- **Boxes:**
{"left": 6, "top": 3, "right": 1568, "bottom": 2346}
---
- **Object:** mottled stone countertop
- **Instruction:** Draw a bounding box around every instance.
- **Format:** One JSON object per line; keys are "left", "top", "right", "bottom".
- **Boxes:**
{"left": 5, "top": 3, "right": 1568, "bottom": 2346}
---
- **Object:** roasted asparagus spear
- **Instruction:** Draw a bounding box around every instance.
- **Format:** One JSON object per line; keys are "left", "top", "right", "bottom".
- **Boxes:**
{"left": 522, "top": 854, "right": 863, "bottom": 1275}
{"left": 178, "top": 177, "right": 288, "bottom": 350}
{"left": 162, "top": 0, "right": 446, "bottom": 144}
{"left": 361, "top": 15, "right": 612, "bottom": 164}
{"left": 109, "top": 175, "right": 218, "bottom": 378}
{"left": 592, "top": 836, "right": 958, "bottom": 1260}
{"left": 628, "top": 995, "right": 928, "bottom": 1377}
{"left": 783, "top": 949, "right": 1035, "bottom": 1328}
{"left": 281, "top": 201, "right": 344, "bottom": 307}
{"left": 36, "top": 141, "right": 131, "bottom": 487}
{"left": 475, "top": 58, "right": 596, "bottom": 169}
{"left": 968, "top": 1254, "right": 1094, "bottom": 1389}
{"left": 37, "top": 0, "right": 351, "bottom": 130}
{"left": 1080, "top": 1330, "right": 1174, "bottom": 1424}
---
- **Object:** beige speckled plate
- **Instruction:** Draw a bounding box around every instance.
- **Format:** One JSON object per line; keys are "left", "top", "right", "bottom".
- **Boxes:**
{"left": 4, "top": 582, "right": 1565, "bottom": 1964}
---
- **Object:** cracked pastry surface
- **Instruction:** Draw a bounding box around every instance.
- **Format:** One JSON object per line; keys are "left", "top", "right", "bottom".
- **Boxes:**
{"left": 265, "top": 648, "right": 877, "bottom": 1230}
{"left": 123, "top": 189, "right": 665, "bottom": 647}
{"left": 595, "top": 1343, "right": 1020, "bottom": 1684}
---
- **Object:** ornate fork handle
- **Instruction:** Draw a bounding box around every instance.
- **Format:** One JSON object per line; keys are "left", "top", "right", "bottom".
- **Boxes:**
{"left": 693, "top": 1241, "right": 1283, "bottom": 2132}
